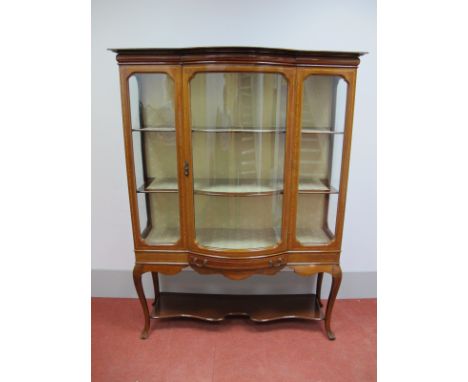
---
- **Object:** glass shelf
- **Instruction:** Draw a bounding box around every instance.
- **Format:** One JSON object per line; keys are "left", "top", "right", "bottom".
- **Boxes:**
{"left": 192, "top": 128, "right": 286, "bottom": 133}
{"left": 132, "top": 126, "right": 175, "bottom": 132}
{"left": 194, "top": 178, "right": 283, "bottom": 196}
{"left": 137, "top": 178, "right": 179, "bottom": 193}
{"left": 298, "top": 179, "right": 338, "bottom": 194}
{"left": 301, "top": 129, "right": 344, "bottom": 134}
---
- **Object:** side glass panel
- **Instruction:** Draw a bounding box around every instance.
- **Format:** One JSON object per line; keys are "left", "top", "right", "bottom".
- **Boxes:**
{"left": 129, "top": 73, "right": 180, "bottom": 244}
{"left": 296, "top": 75, "right": 347, "bottom": 245}
{"left": 190, "top": 72, "right": 287, "bottom": 250}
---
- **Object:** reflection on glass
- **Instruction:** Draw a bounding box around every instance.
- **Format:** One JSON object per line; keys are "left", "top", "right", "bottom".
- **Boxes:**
{"left": 302, "top": 75, "right": 347, "bottom": 132}
{"left": 296, "top": 194, "right": 338, "bottom": 244}
{"left": 190, "top": 72, "right": 287, "bottom": 249}
{"left": 194, "top": 195, "right": 283, "bottom": 249}
{"left": 296, "top": 75, "right": 347, "bottom": 245}
{"left": 137, "top": 193, "right": 180, "bottom": 244}
{"left": 190, "top": 72, "right": 287, "bottom": 131}
{"left": 298, "top": 133, "right": 343, "bottom": 192}
{"left": 129, "top": 73, "right": 180, "bottom": 244}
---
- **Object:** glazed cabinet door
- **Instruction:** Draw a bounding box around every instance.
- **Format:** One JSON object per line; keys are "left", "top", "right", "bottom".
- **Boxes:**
{"left": 291, "top": 68, "right": 356, "bottom": 250}
{"left": 120, "top": 66, "right": 186, "bottom": 249}
{"left": 182, "top": 66, "right": 296, "bottom": 255}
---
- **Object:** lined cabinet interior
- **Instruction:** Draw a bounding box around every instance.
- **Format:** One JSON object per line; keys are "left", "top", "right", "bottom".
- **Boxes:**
{"left": 129, "top": 73, "right": 181, "bottom": 245}
{"left": 126, "top": 68, "right": 350, "bottom": 251}
{"left": 296, "top": 75, "right": 347, "bottom": 245}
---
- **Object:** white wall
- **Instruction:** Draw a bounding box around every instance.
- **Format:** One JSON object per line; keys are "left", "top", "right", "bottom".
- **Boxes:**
{"left": 91, "top": 0, "right": 376, "bottom": 295}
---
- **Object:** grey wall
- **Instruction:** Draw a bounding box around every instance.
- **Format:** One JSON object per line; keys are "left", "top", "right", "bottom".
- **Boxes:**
{"left": 91, "top": 0, "right": 376, "bottom": 298}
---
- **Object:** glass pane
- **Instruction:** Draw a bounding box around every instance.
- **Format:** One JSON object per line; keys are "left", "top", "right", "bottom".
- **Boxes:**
{"left": 129, "top": 73, "right": 180, "bottom": 244}
{"left": 191, "top": 72, "right": 287, "bottom": 131}
{"left": 194, "top": 195, "right": 282, "bottom": 249}
{"left": 298, "top": 133, "right": 343, "bottom": 192}
{"left": 296, "top": 75, "right": 346, "bottom": 245}
{"left": 137, "top": 193, "right": 180, "bottom": 244}
{"left": 302, "top": 75, "right": 347, "bottom": 132}
{"left": 296, "top": 194, "right": 338, "bottom": 244}
{"left": 129, "top": 73, "right": 175, "bottom": 129}
{"left": 190, "top": 72, "right": 287, "bottom": 249}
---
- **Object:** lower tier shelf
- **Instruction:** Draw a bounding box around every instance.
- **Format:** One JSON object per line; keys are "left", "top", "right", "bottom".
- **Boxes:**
{"left": 150, "top": 292, "right": 324, "bottom": 322}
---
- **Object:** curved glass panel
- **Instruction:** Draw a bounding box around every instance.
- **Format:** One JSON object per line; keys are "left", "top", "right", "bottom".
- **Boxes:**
{"left": 129, "top": 73, "right": 180, "bottom": 244}
{"left": 296, "top": 75, "right": 347, "bottom": 245}
{"left": 190, "top": 72, "right": 287, "bottom": 249}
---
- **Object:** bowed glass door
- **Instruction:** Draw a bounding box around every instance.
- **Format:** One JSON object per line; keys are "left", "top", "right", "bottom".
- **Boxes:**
{"left": 189, "top": 71, "right": 288, "bottom": 250}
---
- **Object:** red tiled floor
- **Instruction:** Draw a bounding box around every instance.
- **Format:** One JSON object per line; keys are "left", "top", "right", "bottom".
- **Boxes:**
{"left": 92, "top": 298, "right": 376, "bottom": 382}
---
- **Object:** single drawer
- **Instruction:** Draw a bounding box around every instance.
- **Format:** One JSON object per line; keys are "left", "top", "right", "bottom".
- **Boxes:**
{"left": 188, "top": 253, "right": 288, "bottom": 271}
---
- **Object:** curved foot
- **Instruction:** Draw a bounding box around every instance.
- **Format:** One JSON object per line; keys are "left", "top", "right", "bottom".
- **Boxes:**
{"left": 133, "top": 265, "right": 151, "bottom": 340}
{"left": 326, "top": 329, "right": 336, "bottom": 341}
{"left": 324, "top": 265, "right": 342, "bottom": 341}
{"left": 140, "top": 328, "right": 149, "bottom": 340}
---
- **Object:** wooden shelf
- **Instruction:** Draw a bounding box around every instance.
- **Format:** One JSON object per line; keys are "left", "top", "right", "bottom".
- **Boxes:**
{"left": 196, "top": 228, "right": 281, "bottom": 250}
{"left": 151, "top": 293, "right": 324, "bottom": 322}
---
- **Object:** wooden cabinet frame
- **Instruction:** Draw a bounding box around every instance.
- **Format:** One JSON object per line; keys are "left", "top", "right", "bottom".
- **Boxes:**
{"left": 112, "top": 47, "right": 365, "bottom": 340}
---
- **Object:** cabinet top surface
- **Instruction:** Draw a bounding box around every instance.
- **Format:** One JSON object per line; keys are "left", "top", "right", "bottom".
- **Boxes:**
{"left": 109, "top": 46, "right": 366, "bottom": 56}
{"left": 110, "top": 47, "right": 366, "bottom": 66}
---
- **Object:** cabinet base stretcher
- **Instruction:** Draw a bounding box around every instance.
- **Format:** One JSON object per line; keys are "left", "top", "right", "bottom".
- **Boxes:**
{"left": 133, "top": 264, "right": 342, "bottom": 341}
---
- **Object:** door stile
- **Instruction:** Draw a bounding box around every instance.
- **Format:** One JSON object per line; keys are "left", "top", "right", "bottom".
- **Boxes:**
{"left": 281, "top": 68, "right": 298, "bottom": 250}
{"left": 181, "top": 66, "right": 197, "bottom": 251}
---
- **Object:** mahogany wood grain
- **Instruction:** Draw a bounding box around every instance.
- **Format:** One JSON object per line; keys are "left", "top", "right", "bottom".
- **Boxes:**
{"left": 111, "top": 47, "right": 365, "bottom": 67}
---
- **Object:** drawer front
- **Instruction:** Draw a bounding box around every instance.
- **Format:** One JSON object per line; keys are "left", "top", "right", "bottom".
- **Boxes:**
{"left": 188, "top": 253, "right": 288, "bottom": 272}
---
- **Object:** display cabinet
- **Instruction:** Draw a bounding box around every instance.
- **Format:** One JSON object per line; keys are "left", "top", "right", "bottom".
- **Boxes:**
{"left": 112, "top": 47, "right": 364, "bottom": 340}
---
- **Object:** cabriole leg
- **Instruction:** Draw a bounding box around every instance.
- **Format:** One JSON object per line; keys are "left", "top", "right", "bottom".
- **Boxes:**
{"left": 151, "top": 272, "right": 160, "bottom": 306}
{"left": 324, "top": 265, "right": 342, "bottom": 341}
{"left": 133, "top": 264, "right": 150, "bottom": 339}
{"left": 316, "top": 272, "right": 324, "bottom": 307}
